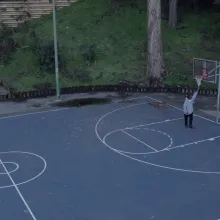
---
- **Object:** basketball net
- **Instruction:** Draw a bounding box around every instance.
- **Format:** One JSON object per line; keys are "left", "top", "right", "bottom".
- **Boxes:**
{"left": 195, "top": 75, "right": 203, "bottom": 87}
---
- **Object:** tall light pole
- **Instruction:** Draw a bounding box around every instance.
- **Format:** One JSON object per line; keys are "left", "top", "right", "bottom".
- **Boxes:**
{"left": 52, "top": 0, "right": 60, "bottom": 100}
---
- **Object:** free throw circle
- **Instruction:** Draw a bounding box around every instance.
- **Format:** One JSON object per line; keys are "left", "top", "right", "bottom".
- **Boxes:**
{"left": 0, "top": 151, "right": 47, "bottom": 189}
{"left": 0, "top": 162, "right": 19, "bottom": 175}
{"left": 103, "top": 127, "right": 173, "bottom": 155}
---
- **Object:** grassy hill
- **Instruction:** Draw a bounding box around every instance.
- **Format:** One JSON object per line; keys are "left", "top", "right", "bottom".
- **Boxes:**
{"left": 0, "top": 0, "right": 220, "bottom": 91}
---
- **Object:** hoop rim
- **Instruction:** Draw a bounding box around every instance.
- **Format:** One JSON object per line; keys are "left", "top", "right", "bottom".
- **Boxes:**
{"left": 194, "top": 74, "right": 208, "bottom": 80}
{"left": 200, "top": 67, "right": 208, "bottom": 71}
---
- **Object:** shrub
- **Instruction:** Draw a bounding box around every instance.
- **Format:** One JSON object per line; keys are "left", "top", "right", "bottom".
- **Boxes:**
{"left": 0, "top": 23, "right": 19, "bottom": 64}
{"left": 199, "top": 13, "right": 220, "bottom": 40}
{"left": 0, "top": 23, "right": 13, "bottom": 41}
{"left": 82, "top": 44, "right": 97, "bottom": 66}
{"left": 69, "top": 67, "right": 91, "bottom": 83}
{"left": 35, "top": 39, "right": 63, "bottom": 72}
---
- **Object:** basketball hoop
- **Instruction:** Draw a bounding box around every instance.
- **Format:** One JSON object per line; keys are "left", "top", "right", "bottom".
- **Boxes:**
{"left": 194, "top": 74, "right": 206, "bottom": 87}
{"left": 193, "top": 58, "right": 220, "bottom": 124}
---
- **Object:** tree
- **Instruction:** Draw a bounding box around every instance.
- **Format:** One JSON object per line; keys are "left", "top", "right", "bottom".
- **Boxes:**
{"left": 147, "top": 0, "right": 164, "bottom": 85}
{"left": 161, "top": 0, "right": 169, "bottom": 20}
{"left": 168, "top": 0, "right": 178, "bottom": 28}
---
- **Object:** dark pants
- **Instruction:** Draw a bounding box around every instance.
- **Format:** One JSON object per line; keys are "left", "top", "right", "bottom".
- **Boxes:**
{"left": 184, "top": 113, "right": 193, "bottom": 128}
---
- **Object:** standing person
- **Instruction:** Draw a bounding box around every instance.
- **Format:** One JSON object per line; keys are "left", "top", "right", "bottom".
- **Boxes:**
{"left": 183, "top": 87, "right": 200, "bottom": 128}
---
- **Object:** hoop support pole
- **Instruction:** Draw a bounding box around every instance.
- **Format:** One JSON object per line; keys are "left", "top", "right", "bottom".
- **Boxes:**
{"left": 205, "top": 64, "right": 220, "bottom": 79}
{"left": 217, "top": 62, "right": 220, "bottom": 123}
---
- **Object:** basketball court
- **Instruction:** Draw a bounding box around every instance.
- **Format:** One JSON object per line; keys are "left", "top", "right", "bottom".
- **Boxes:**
{"left": 0, "top": 57, "right": 220, "bottom": 219}
{"left": 0, "top": 89, "right": 220, "bottom": 220}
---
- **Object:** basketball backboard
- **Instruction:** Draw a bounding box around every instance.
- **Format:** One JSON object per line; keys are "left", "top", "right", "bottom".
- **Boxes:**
{"left": 192, "top": 58, "right": 220, "bottom": 124}
{"left": 193, "top": 58, "right": 218, "bottom": 84}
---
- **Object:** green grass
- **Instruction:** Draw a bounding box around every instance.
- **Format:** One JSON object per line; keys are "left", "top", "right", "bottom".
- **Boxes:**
{"left": 162, "top": 13, "right": 220, "bottom": 88}
{"left": 0, "top": 0, "right": 220, "bottom": 91}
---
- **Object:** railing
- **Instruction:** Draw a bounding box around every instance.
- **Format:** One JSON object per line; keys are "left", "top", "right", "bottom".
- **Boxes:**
{"left": 0, "top": 0, "right": 77, "bottom": 27}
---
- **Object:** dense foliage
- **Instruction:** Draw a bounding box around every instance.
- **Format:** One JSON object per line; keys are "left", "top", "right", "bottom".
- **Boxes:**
{"left": 0, "top": 0, "right": 220, "bottom": 90}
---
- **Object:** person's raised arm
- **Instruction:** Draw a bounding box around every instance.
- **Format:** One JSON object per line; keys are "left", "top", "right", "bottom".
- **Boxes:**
{"left": 190, "top": 86, "right": 200, "bottom": 102}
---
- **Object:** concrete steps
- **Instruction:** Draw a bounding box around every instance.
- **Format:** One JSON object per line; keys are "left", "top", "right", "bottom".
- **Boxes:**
{"left": 0, "top": 0, "right": 77, "bottom": 27}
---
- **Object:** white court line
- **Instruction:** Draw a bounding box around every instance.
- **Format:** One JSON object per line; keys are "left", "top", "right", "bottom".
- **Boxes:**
{"left": 113, "top": 94, "right": 218, "bottom": 125}
{"left": 103, "top": 121, "right": 174, "bottom": 155}
{"left": 0, "top": 159, "right": 37, "bottom": 220}
{"left": 0, "top": 107, "right": 69, "bottom": 120}
{"left": 103, "top": 129, "right": 156, "bottom": 155}
{"left": 114, "top": 94, "right": 217, "bottom": 124}
{"left": 0, "top": 94, "right": 146, "bottom": 120}
{"left": 103, "top": 117, "right": 182, "bottom": 141}
{"left": 0, "top": 98, "right": 150, "bottom": 121}
{"left": 0, "top": 93, "right": 216, "bottom": 125}
{"left": 121, "top": 130, "right": 157, "bottom": 152}
{"left": 142, "top": 127, "right": 173, "bottom": 150}
{"left": 140, "top": 95, "right": 217, "bottom": 124}
{"left": 118, "top": 134, "right": 220, "bottom": 155}
{"left": 124, "top": 117, "right": 183, "bottom": 130}
{"left": 95, "top": 99, "right": 220, "bottom": 174}
{"left": 168, "top": 135, "right": 220, "bottom": 151}
{"left": 0, "top": 95, "right": 149, "bottom": 120}
{"left": 97, "top": 125, "right": 220, "bottom": 174}
{"left": 113, "top": 95, "right": 150, "bottom": 103}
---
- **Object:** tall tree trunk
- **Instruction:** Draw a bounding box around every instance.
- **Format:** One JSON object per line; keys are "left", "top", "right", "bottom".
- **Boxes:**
{"left": 168, "top": 0, "right": 178, "bottom": 28}
{"left": 147, "top": 0, "right": 164, "bottom": 86}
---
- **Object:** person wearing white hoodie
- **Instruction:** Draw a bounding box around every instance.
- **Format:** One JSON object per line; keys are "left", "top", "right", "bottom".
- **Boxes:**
{"left": 183, "top": 87, "right": 200, "bottom": 128}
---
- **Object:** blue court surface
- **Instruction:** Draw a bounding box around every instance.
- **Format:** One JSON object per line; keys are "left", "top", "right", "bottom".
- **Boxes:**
{"left": 0, "top": 94, "right": 220, "bottom": 220}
